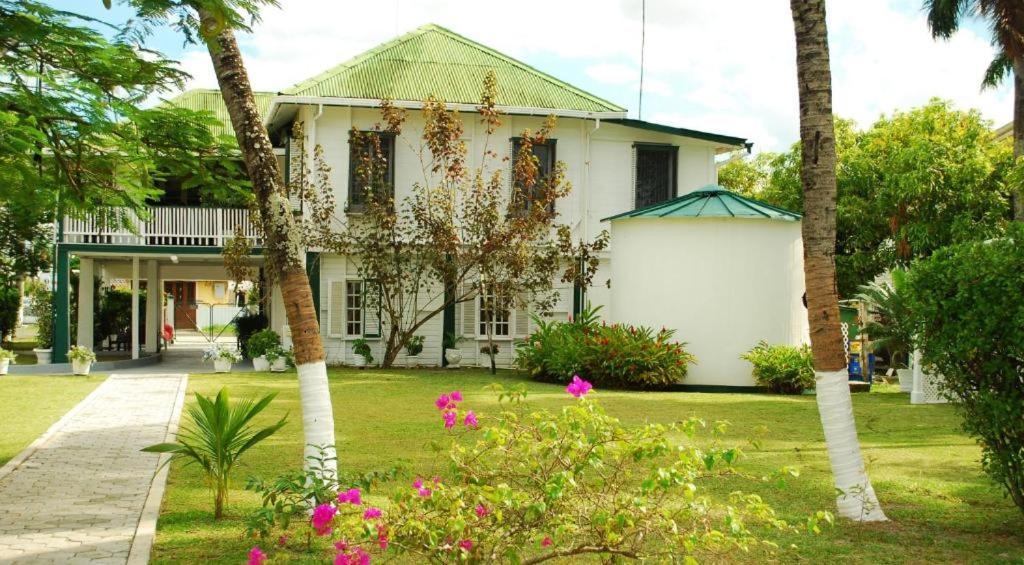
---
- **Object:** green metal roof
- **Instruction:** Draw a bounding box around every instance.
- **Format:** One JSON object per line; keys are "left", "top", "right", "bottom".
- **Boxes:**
{"left": 602, "top": 186, "right": 801, "bottom": 222}
{"left": 606, "top": 118, "right": 748, "bottom": 148}
{"left": 281, "top": 24, "right": 626, "bottom": 114}
{"left": 163, "top": 89, "right": 275, "bottom": 137}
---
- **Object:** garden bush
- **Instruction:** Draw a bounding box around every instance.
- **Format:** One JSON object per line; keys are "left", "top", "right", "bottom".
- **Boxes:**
{"left": 234, "top": 310, "right": 268, "bottom": 359}
{"left": 243, "top": 381, "right": 827, "bottom": 563}
{"left": 741, "top": 341, "right": 815, "bottom": 394}
{"left": 517, "top": 306, "right": 695, "bottom": 389}
{"left": 904, "top": 228, "right": 1024, "bottom": 516}
{"left": 0, "top": 285, "right": 19, "bottom": 342}
{"left": 246, "top": 328, "right": 281, "bottom": 359}
{"left": 32, "top": 289, "right": 53, "bottom": 349}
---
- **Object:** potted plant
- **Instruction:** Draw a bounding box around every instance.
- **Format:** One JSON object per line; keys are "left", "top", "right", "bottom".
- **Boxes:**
{"left": 405, "top": 335, "right": 425, "bottom": 367}
{"left": 265, "top": 345, "right": 291, "bottom": 372}
{"left": 246, "top": 328, "right": 281, "bottom": 372}
{"left": 204, "top": 346, "right": 242, "bottom": 373}
{"left": 443, "top": 331, "right": 465, "bottom": 369}
{"left": 68, "top": 345, "right": 97, "bottom": 376}
{"left": 479, "top": 343, "right": 499, "bottom": 368}
{"left": 32, "top": 290, "right": 53, "bottom": 364}
{"left": 352, "top": 338, "right": 373, "bottom": 368}
{"left": 857, "top": 272, "right": 914, "bottom": 391}
{"left": 0, "top": 348, "right": 16, "bottom": 375}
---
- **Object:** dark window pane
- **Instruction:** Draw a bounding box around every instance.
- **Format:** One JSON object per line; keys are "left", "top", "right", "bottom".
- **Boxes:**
{"left": 349, "top": 132, "right": 395, "bottom": 210}
{"left": 511, "top": 138, "right": 556, "bottom": 213}
{"left": 635, "top": 145, "right": 676, "bottom": 208}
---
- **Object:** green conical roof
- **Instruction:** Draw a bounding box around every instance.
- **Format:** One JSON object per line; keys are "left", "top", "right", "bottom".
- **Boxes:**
{"left": 602, "top": 186, "right": 801, "bottom": 221}
{"left": 163, "top": 89, "right": 275, "bottom": 137}
{"left": 281, "top": 24, "right": 625, "bottom": 114}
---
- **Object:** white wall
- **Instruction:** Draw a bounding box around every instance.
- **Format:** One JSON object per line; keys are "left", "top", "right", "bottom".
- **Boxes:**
{"left": 609, "top": 217, "right": 808, "bottom": 387}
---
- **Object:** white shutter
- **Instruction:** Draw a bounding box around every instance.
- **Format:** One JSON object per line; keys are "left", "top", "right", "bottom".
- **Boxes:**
{"left": 364, "top": 282, "right": 381, "bottom": 338}
{"left": 514, "top": 301, "right": 529, "bottom": 337}
{"left": 460, "top": 282, "right": 477, "bottom": 338}
{"left": 328, "top": 281, "right": 344, "bottom": 337}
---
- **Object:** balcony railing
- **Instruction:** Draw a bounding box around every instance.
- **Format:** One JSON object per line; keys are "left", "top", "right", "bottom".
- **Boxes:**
{"left": 63, "top": 206, "right": 262, "bottom": 247}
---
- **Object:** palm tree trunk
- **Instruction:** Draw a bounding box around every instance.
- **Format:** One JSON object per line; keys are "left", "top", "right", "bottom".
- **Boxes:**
{"left": 1013, "top": 56, "right": 1024, "bottom": 221}
{"left": 790, "top": 0, "right": 886, "bottom": 522}
{"left": 199, "top": 14, "right": 336, "bottom": 478}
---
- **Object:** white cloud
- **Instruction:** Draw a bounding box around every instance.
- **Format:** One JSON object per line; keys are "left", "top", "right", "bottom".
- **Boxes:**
{"left": 171, "top": 0, "right": 1012, "bottom": 152}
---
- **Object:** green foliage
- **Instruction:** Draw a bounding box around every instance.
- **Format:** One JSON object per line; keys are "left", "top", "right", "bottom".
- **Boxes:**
{"left": 405, "top": 335, "right": 424, "bottom": 356}
{"left": 31, "top": 289, "right": 52, "bottom": 349}
{"left": 351, "top": 338, "right": 373, "bottom": 363}
{"left": 66, "top": 345, "right": 96, "bottom": 363}
{"left": 856, "top": 270, "right": 914, "bottom": 368}
{"left": 0, "top": 348, "right": 16, "bottom": 362}
{"left": 726, "top": 101, "right": 1010, "bottom": 296}
{"left": 518, "top": 305, "right": 695, "bottom": 389}
{"left": 233, "top": 310, "right": 268, "bottom": 359}
{"left": 904, "top": 226, "right": 1024, "bottom": 515}
{"left": 143, "top": 388, "right": 286, "bottom": 519}
{"left": 442, "top": 331, "right": 464, "bottom": 350}
{"left": 0, "top": 286, "right": 19, "bottom": 342}
{"left": 245, "top": 328, "right": 280, "bottom": 359}
{"left": 741, "top": 341, "right": 815, "bottom": 394}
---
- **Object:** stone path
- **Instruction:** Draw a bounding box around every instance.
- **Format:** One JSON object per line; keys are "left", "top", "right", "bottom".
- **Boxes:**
{"left": 0, "top": 374, "right": 187, "bottom": 564}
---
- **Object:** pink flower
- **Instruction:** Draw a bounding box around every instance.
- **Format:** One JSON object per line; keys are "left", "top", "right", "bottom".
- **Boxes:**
{"left": 459, "top": 539, "right": 473, "bottom": 552}
{"left": 418, "top": 486, "right": 432, "bottom": 498}
{"left": 277, "top": 535, "right": 289, "bottom": 547}
{"left": 541, "top": 536, "right": 553, "bottom": 547}
{"left": 311, "top": 503, "right": 338, "bottom": 536}
{"left": 363, "top": 507, "right": 382, "bottom": 520}
{"left": 355, "top": 547, "right": 371, "bottom": 565}
{"left": 334, "top": 554, "right": 350, "bottom": 565}
{"left": 475, "top": 504, "right": 488, "bottom": 517}
{"left": 337, "top": 488, "right": 362, "bottom": 505}
{"left": 432, "top": 476, "right": 442, "bottom": 484}
{"left": 443, "top": 411, "right": 457, "bottom": 429}
{"left": 464, "top": 410, "right": 478, "bottom": 428}
{"left": 334, "top": 540, "right": 349, "bottom": 551}
{"left": 378, "top": 529, "right": 390, "bottom": 550}
{"left": 248, "top": 546, "right": 267, "bottom": 565}
{"left": 450, "top": 390, "right": 463, "bottom": 402}
{"left": 435, "top": 393, "right": 451, "bottom": 410}
{"left": 566, "top": 375, "right": 593, "bottom": 398}
{"left": 412, "top": 477, "right": 424, "bottom": 489}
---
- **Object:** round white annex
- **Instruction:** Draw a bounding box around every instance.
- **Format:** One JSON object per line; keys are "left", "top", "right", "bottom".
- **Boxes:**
{"left": 605, "top": 185, "right": 809, "bottom": 388}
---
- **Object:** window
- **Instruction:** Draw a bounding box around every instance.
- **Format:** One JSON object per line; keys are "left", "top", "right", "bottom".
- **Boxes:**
{"left": 634, "top": 144, "right": 677, "bottom": 208}
{"left": 478, "top": 290, "right": 511, "bottom": 337}
{"left": 348, "top": 131, "right": 395, "bottom": 211}
{"left": 511, "top": 137, "right": 556, "bottom": 213}
{"left": 345, "top": 281, "right": 363, "bottom": 336}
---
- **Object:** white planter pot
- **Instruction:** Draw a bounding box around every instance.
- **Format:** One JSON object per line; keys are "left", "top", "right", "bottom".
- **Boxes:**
{"left": 405, "top": 354, "right": 420, "bottom": 368}
{"left": 252, "top": 355, "right": 270, "bottom": 371}
{"left": 71, "top": 359, "right": 92, "bottom": 376}
{"left": 897, "top": 368, "right": 913, "bottom": 392}
{"left": 33, "top": 348, "right": 52, "bottom": 364}
{"left": 445, "top": 348, "right": 462, "bottom": 368}
{"left": 0, "top": 359, "right": 9, "bottom": 375}
{"left": 213, "top": 359, "right": 232, "bottom": 373}
{"left": 270, "top": 357, "right": 287, "bottom": 372}
{"left": 353, "top": 355, "right": 367, "bottom": 368}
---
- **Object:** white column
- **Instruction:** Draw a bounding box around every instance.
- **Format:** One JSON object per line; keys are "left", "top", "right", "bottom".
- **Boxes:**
{"left": 77, "top": 258, "right": 94, "bottom": 349}
{"left": 131, "top": 256, "right": 140, "bottom": 360}
{"left": 910, "top": 349, "right": 925, "bottom": 404}
{"left": 144, "top": 260, "right": 159, "bottom": 353}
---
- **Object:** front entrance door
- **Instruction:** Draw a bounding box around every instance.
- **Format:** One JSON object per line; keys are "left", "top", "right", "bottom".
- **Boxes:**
{"left": 165, "top": 281, "right": 197, "bottom": 329}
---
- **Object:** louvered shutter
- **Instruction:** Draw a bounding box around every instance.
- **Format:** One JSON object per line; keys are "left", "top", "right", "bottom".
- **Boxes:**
{"left": 514, "top": 300, "right": 529, "bottom": 337}
{"left": 462, "top": 293, "right": 477, "bottom": 338}
{"left": 328, "top": 281, "right": 344, "bottom": 337}
{"left": 364, "top": 281, "right": 382, "bottom": 337}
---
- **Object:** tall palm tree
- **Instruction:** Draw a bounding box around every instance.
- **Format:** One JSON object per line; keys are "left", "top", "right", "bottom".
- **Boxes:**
{"left": 790, "top": 0, "right": 886, "bottom": 521}
{"left": 926, "top": 1, "right": 1024, "bottom": 219}
{"left": 121, "top": 0, "right": 337, "bottom": 478}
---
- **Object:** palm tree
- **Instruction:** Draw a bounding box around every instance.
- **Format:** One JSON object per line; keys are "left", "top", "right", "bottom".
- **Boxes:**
{"left": 121, "top": 0, "right": 337, "bottom": 478}
{"left": 925, "top": 1, "right": 1024, "bottom": 219}
{"left": 790, "top": 0, "right": 887, "bottom": 521}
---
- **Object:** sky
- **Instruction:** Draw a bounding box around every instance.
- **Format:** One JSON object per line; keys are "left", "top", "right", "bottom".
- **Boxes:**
{"left": 52, "top": 0, "right": 1013, "bottom": 153}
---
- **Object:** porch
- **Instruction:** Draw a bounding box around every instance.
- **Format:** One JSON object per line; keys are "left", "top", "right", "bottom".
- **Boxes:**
{"left": 62, "top": 206, "right": 262, "bottom": 247}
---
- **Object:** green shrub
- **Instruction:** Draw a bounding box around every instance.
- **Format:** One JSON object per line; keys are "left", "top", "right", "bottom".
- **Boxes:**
{"left": 517, "top": 306, "right": 695, "bottom": 389}
{"left": 904, "top": 228, "right": 1024, "bottom": 515}
{"left": 233, "top": 310, "right": 268, "bottom": 358}
{"left": 0, "top": 286, "right": 20, "bottom": 342}
{"left": 405, "top": 335, "right": 424, "bottom": 356}
{"left": 856, "top": 270, "right": 914, "bottom": 368}
{"left": 246, "top": 328, "right": 280, "bottom": 359}
{"left": 741, "top": 341, "right": 815, "bottom": 394}
{"left": 32, "top": 289, "right": 53, "bottom": 349}
{"left": 352, "top": 338, "right": 373, "bottom": 363}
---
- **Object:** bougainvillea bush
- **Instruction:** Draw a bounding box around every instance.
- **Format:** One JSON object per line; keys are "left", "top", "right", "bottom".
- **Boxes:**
{"left": 516, "top": 306, "right": 696, "bottom": 389}
{"left": 245, "top": 378, "right": 828, "bottom": 563}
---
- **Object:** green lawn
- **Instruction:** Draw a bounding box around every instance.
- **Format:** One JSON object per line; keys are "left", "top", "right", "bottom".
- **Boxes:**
{"left": 0, "top": 375, "right": 105, "bottom": 466}
{"left": 153, "top": 369, "right": 1024, "bottom": 564}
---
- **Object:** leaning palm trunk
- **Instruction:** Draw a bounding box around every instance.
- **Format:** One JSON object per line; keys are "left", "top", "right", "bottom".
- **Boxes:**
{"left": 790, "top": 0, "right": 885, "bottom": 521}
{"left": 200, "top": 13, "right": 336, "bottom": 478}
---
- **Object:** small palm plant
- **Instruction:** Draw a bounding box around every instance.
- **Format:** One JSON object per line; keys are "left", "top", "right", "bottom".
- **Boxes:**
{"left": 856, "top": 270, "right": 914, "bottom": 368}
{"left": 143, "top": 388, "right": 287, "bottom": 519}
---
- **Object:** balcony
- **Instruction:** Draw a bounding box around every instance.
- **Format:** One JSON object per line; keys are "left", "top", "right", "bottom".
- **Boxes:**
{"left": 63, "top": 206, "right": 262, "bottom": 247}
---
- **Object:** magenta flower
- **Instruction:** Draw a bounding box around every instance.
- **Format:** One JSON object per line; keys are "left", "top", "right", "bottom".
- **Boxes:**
{"left": 464, "top": 410, "right": 479, "bottom": 428}
{"left": 334, "top": 553, "right": 350, "bottom": 565}
{"left": 334, "top": 540, "right": 349, "bottom": 551}
{"left": 277, "top": 535, "right": 289, "bottom": 547}
{"left": 443, "top": 410, "right": 457, "bottom": 429}
{"left": 248, "top": 546, "right": 267, "bottom": 565}
{"left": 337, "top": 488, "right": 362, "bottom": 505}
{"left": 566, "top": 375, "right": 593, "bottom": 398}
{"left": 541, "top": 536, "right": 553, "bottom": 547}
{"left": 378, "top": 529, "right": 390, "bottom": 550}
{"left": 459, "top": 539, "right": 473, "bottom": 552}
{"left": 450, "top": 390, "right": 463, "bottom": 402}
{"left": 363, "top": 507, "right": 382, "bottom": 520}
{"left": 311, "top": 503, "right": 338, "bottom": 536}
{"left": 412, "top": 477, "right": 424, "bottom": 489}
{"left": 435, "top": 393, "right": 451, "bottom": 410}
{"left": 355, "top": 547, "right": 371, "bottom": 565}
{"left": 432, "top": 475, "right": 442, "bottom": 485}
{"left": 418, "top": 486, "right": 432, "bottom": 497}
{"left": 475, "top": 504, "right": 488, "bottom": 517}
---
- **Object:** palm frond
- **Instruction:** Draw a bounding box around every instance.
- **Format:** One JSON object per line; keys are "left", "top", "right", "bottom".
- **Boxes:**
{"left": 924, "top": 0, "right": 970, "bottom": 39}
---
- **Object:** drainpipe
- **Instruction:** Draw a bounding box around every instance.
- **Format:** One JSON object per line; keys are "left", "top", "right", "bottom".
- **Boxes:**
{"left": 583, "top": 117, "right": 601, "bottom": 242}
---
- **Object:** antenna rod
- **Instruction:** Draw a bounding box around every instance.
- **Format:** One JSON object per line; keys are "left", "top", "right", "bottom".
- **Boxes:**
{"left": 638, "top": 0, "right": 646, "bottom": 121}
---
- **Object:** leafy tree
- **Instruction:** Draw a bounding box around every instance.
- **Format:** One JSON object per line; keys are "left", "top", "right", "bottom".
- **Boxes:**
{"left": 924, "top": 0, "right": 1024, "bottom": 220}
{"left": 790, "top": 0, "right": 886, "bottom": 521}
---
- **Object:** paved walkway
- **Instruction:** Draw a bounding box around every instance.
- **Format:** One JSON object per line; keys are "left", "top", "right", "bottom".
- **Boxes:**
{"left": 0, "top": 373, "right": 188, "bottom": 564}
